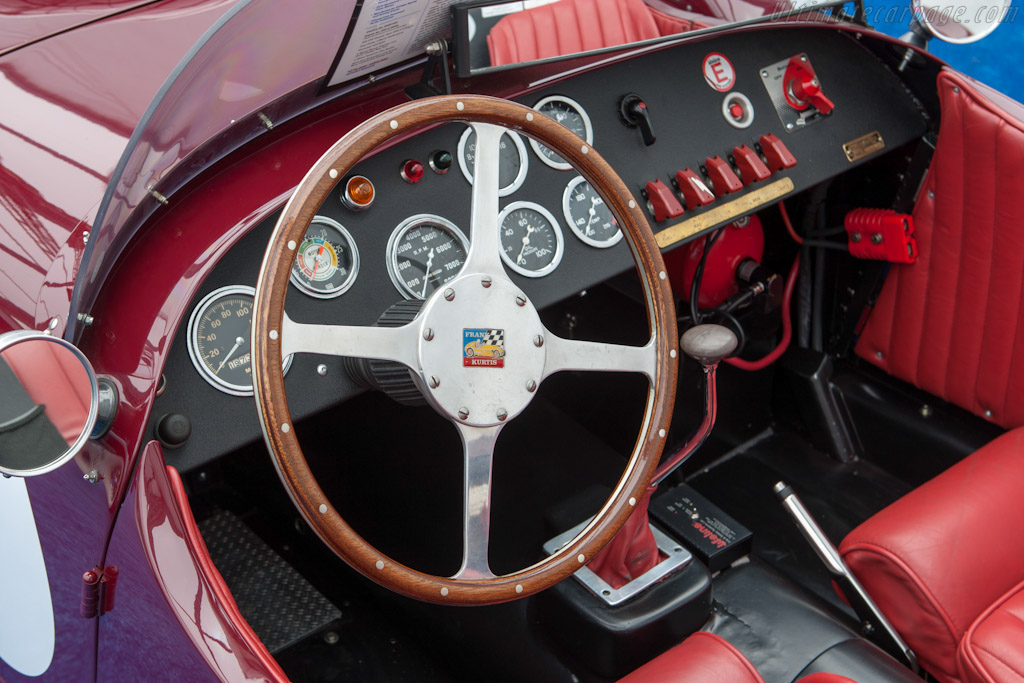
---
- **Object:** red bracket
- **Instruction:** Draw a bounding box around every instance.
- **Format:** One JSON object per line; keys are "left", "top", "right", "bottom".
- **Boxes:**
{"left": 844, "top": 209, "right": 916, "bottom": 264}
{"left": 81, "top": 565, "right": 119, "bottom": 618}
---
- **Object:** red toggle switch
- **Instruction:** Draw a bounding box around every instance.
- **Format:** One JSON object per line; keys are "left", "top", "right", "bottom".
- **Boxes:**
{"left": 783, "top": 55, "right": 834, "bottom": 115}
{"left": 759, "top": 133, "right": 797, "bottom": 171}
{"left": 704, "top": 156, "right": 743, "bottom": 195}
{"left": 645, "top": 179, "right": 684, "bottom": 222}
{"left": 675, "top": 169, "right": 715, "bottom": 210}
{"left": 732, "top": 145, "right": 771, "bottom": 186}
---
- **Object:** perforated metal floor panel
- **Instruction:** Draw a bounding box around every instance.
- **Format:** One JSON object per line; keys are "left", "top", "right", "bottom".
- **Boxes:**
{"left": 198, "top": 510, "right": 342, "bottom": 653}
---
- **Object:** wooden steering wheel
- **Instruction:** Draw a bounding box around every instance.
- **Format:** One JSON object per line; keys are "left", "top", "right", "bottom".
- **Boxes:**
{"left": 252, "top": 95, "right": 677, "bottom": 605}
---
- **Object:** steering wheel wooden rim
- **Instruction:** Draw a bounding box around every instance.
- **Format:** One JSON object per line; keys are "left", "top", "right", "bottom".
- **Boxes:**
{"left": 253, "top": 94, "right": 677, "bottom": 605}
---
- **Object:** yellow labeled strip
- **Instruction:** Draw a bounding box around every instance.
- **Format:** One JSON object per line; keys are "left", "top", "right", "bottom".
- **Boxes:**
{"left": 655, "top": 177, "right": 795, "bottom": 249}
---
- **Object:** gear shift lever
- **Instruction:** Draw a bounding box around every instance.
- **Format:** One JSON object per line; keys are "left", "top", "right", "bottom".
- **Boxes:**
{"left": 588, "top": 325, "right": 736, "bottom": 588}
{"left": 652, "top": 324, "right": 736, "bottom": 484}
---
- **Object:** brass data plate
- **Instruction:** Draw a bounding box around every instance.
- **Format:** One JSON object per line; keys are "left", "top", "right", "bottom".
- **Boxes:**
{"left": 843, "top": 131, "right": 884, "bottom": 162}
{"left": 655, "top": 177, "right": 795, "bottom": 249}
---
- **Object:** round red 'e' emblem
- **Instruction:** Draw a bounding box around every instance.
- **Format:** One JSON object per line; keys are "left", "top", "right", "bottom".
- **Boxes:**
{"left": 702, "top": 53, "right": 735, "bottom": 92}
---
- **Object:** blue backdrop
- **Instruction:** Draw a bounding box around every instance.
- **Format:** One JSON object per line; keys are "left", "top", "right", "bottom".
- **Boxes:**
{"left": 868, "top": 0, "right": 1023, "bottom": 102}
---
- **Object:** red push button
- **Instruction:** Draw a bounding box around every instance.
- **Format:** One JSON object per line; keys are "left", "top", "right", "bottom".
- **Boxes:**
{"left": 704, "top": 156, "right": 743, "bottom": 195}
{"left": 645, "top": 179, "right": 684, "bottom": 222}
{"left": 729, "top": 103, "right": 744, "bottom": 120}
{"left": 675, "top": 169, "right": 715, "bottom": 210}
{"left": 759, "top": 133, "right": 797, "bottom": 171}
{"left": 733, "top": 145, "right": 771, "bottom": 186}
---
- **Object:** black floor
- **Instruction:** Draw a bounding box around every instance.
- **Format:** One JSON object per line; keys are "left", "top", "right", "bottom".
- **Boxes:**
{"left": 687, "top": 427, "right": 912, "bottom": 618}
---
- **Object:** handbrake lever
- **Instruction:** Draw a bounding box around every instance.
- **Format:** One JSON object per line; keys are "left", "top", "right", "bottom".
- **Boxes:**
{"left": 774, "top": 481, "right": 919, "bottom": 673}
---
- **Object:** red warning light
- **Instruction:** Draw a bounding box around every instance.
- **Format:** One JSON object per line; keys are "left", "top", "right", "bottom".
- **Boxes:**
{"left": 401, "top": 159, "right": 425, "bottom": 184}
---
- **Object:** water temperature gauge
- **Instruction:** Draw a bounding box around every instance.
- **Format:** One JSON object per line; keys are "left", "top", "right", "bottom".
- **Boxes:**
{"left": 498, "top": 201, "right": 564, "bottom": 278}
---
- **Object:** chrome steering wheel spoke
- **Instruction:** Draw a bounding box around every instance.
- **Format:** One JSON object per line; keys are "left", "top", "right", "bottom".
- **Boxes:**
{"left": 542, "top": 330, "right": 657, "bottom": 382}
{"left": 452, "top": 422, "right": 503, "bottom": 580}
{"left": 280, "top": 312, "right": 420, "bottom": 368}
{"left": 462, "top": 123, "right": 508, "bottom": 278}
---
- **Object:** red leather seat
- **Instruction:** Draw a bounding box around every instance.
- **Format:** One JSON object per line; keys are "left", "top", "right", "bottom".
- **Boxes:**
{"left": 617, "top": 631, "right": 857, "bottom": 683}
{"left": 487, "top": 0, "right": 709, "bottom": 67}
{"left": 840, "top": 427, "right": 1024, "bottom": 683}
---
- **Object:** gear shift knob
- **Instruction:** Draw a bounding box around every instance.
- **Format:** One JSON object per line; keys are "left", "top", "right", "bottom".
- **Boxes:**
{"left": 680, "top": 324, "right": 738, "bottom": 367}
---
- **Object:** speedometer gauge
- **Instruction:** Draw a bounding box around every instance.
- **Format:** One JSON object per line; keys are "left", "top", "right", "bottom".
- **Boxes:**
{"left": 529, "top": 96, "right": 594, "bottom": 171}
{"left": 290, "top": 216, "right": 359, "bottom": 299}
{"left": 187, "top": 285, "right": 293, "bottom": 396}
{"left": 498, "top": 201, "right": 564, "bottom": 278}
{"left": 563, "top": 176, "right": 622, "bottom": 248}
{"left": 457, "top": 127, "right": 528, "bottom": 197}
{"left": 387, "top": 215, "right": 470, "bottom": 300}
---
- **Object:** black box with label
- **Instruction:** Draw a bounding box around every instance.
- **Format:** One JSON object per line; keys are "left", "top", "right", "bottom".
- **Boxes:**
{"left": 651, "top": 482, "right": 752, "bottom": 571}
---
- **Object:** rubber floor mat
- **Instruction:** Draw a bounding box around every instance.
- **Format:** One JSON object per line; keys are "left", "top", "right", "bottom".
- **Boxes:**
{"left": 199, "top": 510, "right": 342, "bottom": 653}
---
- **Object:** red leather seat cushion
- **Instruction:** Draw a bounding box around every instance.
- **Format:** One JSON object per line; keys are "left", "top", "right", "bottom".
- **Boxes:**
{"left": 855, "top": 70, "right": 1024, "bottom": 429}
{"left": 618, "top": 631, "right": 765, "bottom": 683}
{"left": 840, "top": 428, "right": 1024, "bottom": 683}
{"left": 958, "top": 580, "right": 1024, "bottom": 683}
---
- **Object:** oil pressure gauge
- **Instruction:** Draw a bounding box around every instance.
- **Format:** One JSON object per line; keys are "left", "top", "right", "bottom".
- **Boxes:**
{"left": 498, "top": 201, "right": 564, "bottom": 278}
{"left": 290, "top": 216, "right": 359, "bottom": 298}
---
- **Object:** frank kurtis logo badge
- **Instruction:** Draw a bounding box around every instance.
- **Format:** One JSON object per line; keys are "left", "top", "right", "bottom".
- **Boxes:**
{"left": 463, "top": 328, "right": 505, "bottom": 367}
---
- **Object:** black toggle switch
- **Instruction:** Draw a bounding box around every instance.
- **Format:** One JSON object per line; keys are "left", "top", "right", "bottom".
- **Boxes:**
{"left": 619, "top": 93, "right": 656, "bottom": 146}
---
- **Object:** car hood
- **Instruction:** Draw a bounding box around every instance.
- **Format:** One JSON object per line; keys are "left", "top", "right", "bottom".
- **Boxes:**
{"left": 0, "top": 1, "right": 158, "bottom": 55}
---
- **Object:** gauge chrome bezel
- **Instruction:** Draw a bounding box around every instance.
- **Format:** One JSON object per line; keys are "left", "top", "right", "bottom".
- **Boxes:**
{"left": 529, "top": 95, "right": 594, "bottom": 171}
{"left": 562, "top": 175, "right": 624, "bottom": 249}
{"left": 187, "top": 285, "right": 293, "bottom": 396}
{"left": 457, "top": 126, "right": 529, "bottom": 197}
{"left": 289, "top": 216, "right": 360, "bottom": 299}
{"left": 386, "top": 214, "right": 471, "bottom": 300}
{"left": 498, "top": 201, "right": 565, "bottom": 278}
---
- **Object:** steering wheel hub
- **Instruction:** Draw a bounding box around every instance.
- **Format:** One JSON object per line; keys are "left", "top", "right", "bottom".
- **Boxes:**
{"left": 416, "top": 271, "right": 545, "bottom": 427}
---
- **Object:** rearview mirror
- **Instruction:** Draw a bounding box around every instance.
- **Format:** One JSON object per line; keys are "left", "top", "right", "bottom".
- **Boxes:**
{"left": 913, "top": 0, "right": 1010, "bottom": 43}
{"left": 0, "top": 331, "right": 99, "bottom": 477}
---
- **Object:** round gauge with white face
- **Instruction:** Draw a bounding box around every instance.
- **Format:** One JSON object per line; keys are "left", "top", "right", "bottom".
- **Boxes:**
{"left": 529, "top": 96, "right": 594, "bottom": 170}
{"left": 457, "top": 127, "right": 528, "bottom": 197}
{"left": 387, "top": 215, "right": 471, "bottom": 300}
{"left": 563, "top": 176, "right": 622, "bottom": 248}
{"left": 187, "top": 285, "right": 293, "bottom": 396}
{"left": 290, "top": 216, "right": 359, "bottom": 299}
{"left": 498, "top": 201, "right": 564, "bottom": 278}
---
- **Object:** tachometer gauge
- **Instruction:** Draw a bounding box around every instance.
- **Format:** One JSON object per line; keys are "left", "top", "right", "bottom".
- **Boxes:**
{"left": 529, "top": 95, "right": 594, "bottom": 171}
{"left": 387, "top": 215, "right": 471, "bottom": 300}
{"left": 290, "top": 216, "right": 359, "bottom": 299}
{"left": 498, "top": 201, "right": 564, "bottom": 278}
{"left": 563, "top": 176, "right": 622, "bottom": 248}
{"left": 187, "top": 285, "right": 293, "bottom": 396}
{"left": 457, "top": 127, "right": 528, "bottom": 197}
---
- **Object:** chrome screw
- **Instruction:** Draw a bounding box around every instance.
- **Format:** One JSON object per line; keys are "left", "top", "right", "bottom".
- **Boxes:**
{"left": 458, "top": 407, "right": 470, "bottom": 420}
{"left": 515, "top": 295, "right": 527, "bottom": 307}
{"left": 496, "top": 408, "right": 508, "bottom": 421}
{"left": 526, "top": 380, "right": 537, "bottom": 393}
{"left": 533, "top": 335, "right": 544, "bottom": 348}
{"left": 317, "top": 364, "right": 328, "bottom": 376}
{"left": 83, "top": 470, "right": 99, "bottom": 484}
{"left": 423, "top": 328, "right": 434, "bottom": 341}
{"left": 481, "top": 276, "right": 492, "bottom": 288}
{"left": 444, "top": 288, "right": 455, "bottom": 301}
{"left": 428, "top": 376, "right": 440, "bottom": 389}
{"left": 871, "top": 233, "right": 883, "bottom": 244}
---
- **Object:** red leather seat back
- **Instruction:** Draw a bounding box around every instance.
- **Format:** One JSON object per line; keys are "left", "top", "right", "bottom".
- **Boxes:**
{"left": 840, "top": 427, "right": 1024, "bottom": 683}
{"left": 487, "top": 0, "right": 706, "bottom": 67}
{"left": 856, "top": 70, "right": 1024, "bottom": 429}
{"left": 958, "top": 580, "right": 1024, "bottom": 683}
{"left": 618, "top": 631, "right": 765, "bottom": 683}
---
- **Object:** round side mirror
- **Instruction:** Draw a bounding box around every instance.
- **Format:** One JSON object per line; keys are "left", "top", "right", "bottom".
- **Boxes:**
{"left": 0, "top": 331, "right": 99, "bottom": 477}
{"left": 913, "top": 0, "right": 1010, "bottom": 43}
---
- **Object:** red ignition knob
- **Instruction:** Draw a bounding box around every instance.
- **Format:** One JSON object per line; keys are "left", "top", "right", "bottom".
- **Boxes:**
{"left": 783, "top": 55, "right": 835, "bottom": 115}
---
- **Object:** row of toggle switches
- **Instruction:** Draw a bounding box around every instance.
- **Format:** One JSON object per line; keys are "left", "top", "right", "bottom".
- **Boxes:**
{"left": 643, "top": 133, "right": 797, "bottom": 222}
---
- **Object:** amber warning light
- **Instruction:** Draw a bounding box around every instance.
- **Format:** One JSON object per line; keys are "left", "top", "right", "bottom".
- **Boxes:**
{"left": 343, "top": 175, "right": 375, "bottom": 210}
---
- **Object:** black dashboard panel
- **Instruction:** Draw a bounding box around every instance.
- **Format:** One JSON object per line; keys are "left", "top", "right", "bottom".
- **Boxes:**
{"left": 154, "top": 26, "right": 926, "bottom": 472}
